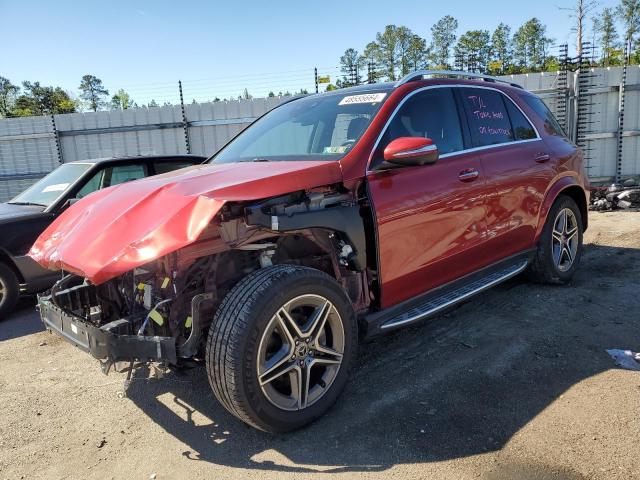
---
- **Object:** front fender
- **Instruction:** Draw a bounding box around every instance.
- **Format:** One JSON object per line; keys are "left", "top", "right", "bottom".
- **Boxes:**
{"left": 534, "top": 175, "right": 587, "bottom": 243}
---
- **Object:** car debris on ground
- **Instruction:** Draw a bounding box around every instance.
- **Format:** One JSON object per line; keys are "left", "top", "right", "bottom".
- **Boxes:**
{"left": 590, "top": 178, "right": 640, "bottom": 211}
{"left": 606, "top": 349, "right": 640, "bottom": 371}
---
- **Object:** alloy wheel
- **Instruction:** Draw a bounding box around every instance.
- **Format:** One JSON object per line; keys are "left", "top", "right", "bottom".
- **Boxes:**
{"left": 551, "top": 207, "right": 579, "bottom": 272}
{"left": 256, "top": 294, "right": 345, "bottom": 411}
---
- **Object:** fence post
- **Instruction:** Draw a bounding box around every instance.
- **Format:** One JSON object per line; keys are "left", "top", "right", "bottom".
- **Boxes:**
{"left": 50, "top": 114, "right": 63, "bottom": 164}
{"left": 616, "top": 45, "right": 629, "bottom": 183}
{"left": 178, "top": 80, "right": 191, "bottom": 154}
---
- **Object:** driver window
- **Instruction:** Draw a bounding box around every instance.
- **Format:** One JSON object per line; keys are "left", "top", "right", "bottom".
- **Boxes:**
{"left": 75, "top": 169, "right": 105, "bottom": 199}
{"left": 375, "top": 88, "right": 464, "bottom": 165}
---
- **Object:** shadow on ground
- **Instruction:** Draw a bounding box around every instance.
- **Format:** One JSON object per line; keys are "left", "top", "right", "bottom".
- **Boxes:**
{"left": 0, "top": 296, "right": 42, "bottom": 341}
{"left": 124, "top": 243, "right": 640, "bottom": 474}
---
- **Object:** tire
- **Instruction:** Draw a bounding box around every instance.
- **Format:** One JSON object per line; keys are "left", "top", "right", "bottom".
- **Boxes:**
{"left": 528, "top": 195, "right": 584, "bottom": 284}
{"left": 206, "top": 264, "right": 357, "bottom": 433}
{"left": 0, "top": 262, "right": 20, "bottom": 321}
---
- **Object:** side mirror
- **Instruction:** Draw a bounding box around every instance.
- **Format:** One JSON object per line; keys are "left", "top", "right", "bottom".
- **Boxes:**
{"left": 383, "top": 137, "right": 439, "bottom": 166}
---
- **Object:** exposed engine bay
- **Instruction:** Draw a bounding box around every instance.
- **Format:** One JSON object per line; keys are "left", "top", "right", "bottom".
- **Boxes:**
{"left": 46, "top": 185, "right": 376, "bottom": 365}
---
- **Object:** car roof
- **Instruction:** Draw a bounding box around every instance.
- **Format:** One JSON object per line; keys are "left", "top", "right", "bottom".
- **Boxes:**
{"left": 67, "top": 154, "right": 205, "bottom": 166}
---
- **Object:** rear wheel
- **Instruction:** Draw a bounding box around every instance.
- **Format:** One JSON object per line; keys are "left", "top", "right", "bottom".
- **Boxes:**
{"left": 0, "top": 262, "right": 20, "bottom": 321}
{"left": 528, "top": 195, "right": 583, "bottom": 284}
{"left": 206, "top": 265, "right": 357, "bottom": 432}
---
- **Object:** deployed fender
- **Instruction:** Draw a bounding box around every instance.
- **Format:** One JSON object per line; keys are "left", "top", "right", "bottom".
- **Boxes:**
{"left": 534, "top": 174, "right": 589, "bottom": 242}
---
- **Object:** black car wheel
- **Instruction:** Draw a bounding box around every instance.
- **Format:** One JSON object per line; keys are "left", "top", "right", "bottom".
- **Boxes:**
{"left": 206, "top": 264, "right": 357, "bottom": 433}
{"left": 0, "top": 262, "right": 20, "bottom": 320}
{"left": 528, "top": 195, "right": 584, "bottom": 284}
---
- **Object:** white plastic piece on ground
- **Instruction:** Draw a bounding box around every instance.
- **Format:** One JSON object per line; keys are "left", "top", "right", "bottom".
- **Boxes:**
{"left": 606, "top": 349, "right": 640, "bottom": 371}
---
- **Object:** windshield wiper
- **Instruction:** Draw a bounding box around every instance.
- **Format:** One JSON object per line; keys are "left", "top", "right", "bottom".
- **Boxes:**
{"left": 239, "top": 158, "right": 271, "bottom": 163}
{"left": 7, "top": 201, "right": 47, "bottom": 207}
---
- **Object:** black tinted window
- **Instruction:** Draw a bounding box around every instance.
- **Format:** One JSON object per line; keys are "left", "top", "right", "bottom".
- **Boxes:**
{"left": 521, "top": 94, "right": 566, "bottom": 137}
{"left": 460, "top": 88, "right": 514, "bottom": 146}
{"left": 154, "top": 161, "right": 194, "bottom": 174}
{"left": 377, "top": 88, "right": 463, "bottom": 161}
{"left": 504, "top": 99, "right": 537, "bottom": 140}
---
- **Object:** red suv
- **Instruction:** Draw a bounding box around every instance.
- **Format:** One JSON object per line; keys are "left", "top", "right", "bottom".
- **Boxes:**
{"left": 32, "top": 71, "right": 589, "bottom": 432}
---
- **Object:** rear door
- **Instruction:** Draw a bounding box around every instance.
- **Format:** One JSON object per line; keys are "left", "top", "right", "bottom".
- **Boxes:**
{"left": 367, "top": 87, "right": 488, "bottom": 308}
{"left": 458, "top": 87, "right": 552, "bottom": 262}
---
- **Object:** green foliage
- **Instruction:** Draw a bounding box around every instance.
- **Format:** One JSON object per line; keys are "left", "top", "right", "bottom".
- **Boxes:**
{"left": 0, "top": 77, "right": 20, "bottom": 118}
{"left": 616, "top": 0, "right": 640, "bottom": 61}
{"left": 11, "top": 81, "right": 77, "bottom": 116}
{"left": 361, "top": 41, "right": 382, "bottom": 83}
{"left": 111, "top": 89, "right": 135, "bottom": 110}
{"left": 489, "top": 23, "right": 512, "bottom": 74}
{"left": 339, "top": 48, "right": 365, "bottom": 86}
{"left": 454, "top": 30, "right": 491, "bottom": 73}
{"left": 429, "top": 15, "right": 459, "bottom": 68}
{"left": 376, "top": 25, "right": 400, "bottom": 80}
{"left": 79, "top": 75, "right": 109, "bottom": 112}
{"left": 512, "top": 18, "right": 554, "bottom": 71}
{"left": 406, "top": 34, "right": 428, "bottom": 71}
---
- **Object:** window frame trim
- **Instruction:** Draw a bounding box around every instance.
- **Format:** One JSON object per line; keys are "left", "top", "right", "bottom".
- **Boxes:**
{"left": 367, "top": 84, "right": 542, "bottom": 172}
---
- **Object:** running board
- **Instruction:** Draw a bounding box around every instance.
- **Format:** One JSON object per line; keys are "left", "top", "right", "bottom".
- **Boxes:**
{"left": 369, "top": 259, "right": 530, "bottom": 335}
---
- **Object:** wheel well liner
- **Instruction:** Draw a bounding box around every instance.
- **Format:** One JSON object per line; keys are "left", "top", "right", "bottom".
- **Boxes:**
{"left": 560, "top": 185, "right": 588, "bottom": 231}
{"left": 245, "top": 205, "right": 367, "bottom": 271}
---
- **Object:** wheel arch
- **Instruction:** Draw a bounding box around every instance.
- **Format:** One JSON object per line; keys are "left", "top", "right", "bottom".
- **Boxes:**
{"left": 0, "top": 248, "right": 25, "bottom": 284}
{"left": 534, "top": 177, "right": 588, "bottom": 243}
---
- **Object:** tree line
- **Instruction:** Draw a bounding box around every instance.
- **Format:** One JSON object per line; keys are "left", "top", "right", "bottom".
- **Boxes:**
{"left": 0, "top": 74, "right": 146, "bottom": 118}
{"left": 1, "top": 0, "right": 638, "bottom": 118}
{"left": 334, "top": 0, "right": 640, "bottom": 87}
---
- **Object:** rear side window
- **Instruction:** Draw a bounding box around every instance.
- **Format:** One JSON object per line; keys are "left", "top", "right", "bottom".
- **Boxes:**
{"left": 375, "top": 88, "right": 464, "bottom": 163}
{"left": 107, "top": 164, "right": 147, "bottom": 187}
{"left": 460, "top": 88, "right": 514, "bottom": 146}
{"left": 504, "top": 99, "right": 537, "bottom": 140}
{"left": 521, "top": 94, "right": 566, "bottom": 137}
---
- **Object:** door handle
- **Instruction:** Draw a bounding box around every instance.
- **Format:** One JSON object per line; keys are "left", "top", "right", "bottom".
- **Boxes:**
{"left": 458, "top": 168, "right": 479, "bottom": 182}
{"left": 534, "top": 153, "right": 551, "bottom": 163}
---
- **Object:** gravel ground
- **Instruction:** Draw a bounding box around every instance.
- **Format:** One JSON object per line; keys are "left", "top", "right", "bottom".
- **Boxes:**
{"left": 1, "top": 211, "right": 639, "bottom": 480}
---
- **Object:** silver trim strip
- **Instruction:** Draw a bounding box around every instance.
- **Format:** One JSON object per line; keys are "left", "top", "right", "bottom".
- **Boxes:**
{"left": 392, "top": 143, "right": 438, "bottom": 158}
{"left": 367, "top": 84, "right": 542, "bottom": 171}
{"left": 395, "top": 70, "right": 523, "bottom": 89}
{"left": 381, "top": 260, "right": 529, "bottom": 330}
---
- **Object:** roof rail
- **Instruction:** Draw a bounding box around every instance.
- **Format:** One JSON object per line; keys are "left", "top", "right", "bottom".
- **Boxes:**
{"left": 395, "top": 70, "right": 523, "bottom": 89}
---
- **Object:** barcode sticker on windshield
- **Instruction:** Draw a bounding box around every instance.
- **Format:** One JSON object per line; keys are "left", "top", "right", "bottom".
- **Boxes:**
{"left": 42, "top": 183, "right": 69, "bottom": 193}
{"left": 339, "top": 93, "right": 386, "bottom": 105}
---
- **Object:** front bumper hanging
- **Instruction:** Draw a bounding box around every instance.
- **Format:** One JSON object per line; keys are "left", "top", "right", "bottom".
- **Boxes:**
{"left": 38, "top": 295, "right": 177, "bottom": 365}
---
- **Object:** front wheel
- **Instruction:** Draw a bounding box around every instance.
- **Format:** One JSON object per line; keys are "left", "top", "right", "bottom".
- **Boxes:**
{"left": 528, "top": 195, "right": 584, "bottom": 284}
{"left": 206, "top": 265, "right": 357, "bottom": 432}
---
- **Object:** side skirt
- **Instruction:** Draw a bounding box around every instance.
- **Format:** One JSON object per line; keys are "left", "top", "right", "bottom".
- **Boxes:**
{"left": 361, "top": 251, "right": 534, "bottom": 339}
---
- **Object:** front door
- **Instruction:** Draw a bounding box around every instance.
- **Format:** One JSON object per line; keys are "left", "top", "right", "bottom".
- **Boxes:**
{"left": 367, "top": 87, "right": 488, "bottom": 308}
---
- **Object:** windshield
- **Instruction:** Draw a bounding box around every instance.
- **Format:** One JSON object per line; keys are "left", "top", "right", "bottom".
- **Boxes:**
{"left": 10, "top": 163, "right": 92, "bottom": 207}
{"left": 212, "top": 91, "right": 389, "bottom": 163}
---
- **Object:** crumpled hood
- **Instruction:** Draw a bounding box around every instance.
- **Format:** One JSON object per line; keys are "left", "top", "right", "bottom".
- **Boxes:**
{"left": 29, "top": 161, "right": 343, "bottom": 284}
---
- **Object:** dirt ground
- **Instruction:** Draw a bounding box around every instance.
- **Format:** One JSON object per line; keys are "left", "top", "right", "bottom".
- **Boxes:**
{"left": 1, "top": 211, "right": 639, "bottom": 480}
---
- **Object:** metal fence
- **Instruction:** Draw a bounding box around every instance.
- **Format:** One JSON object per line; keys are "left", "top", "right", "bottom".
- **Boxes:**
{"left": 0, "top": 66, "right": 639, "bottom": 202}
{"left": 499, "top": 66, "right": 640, "bottom": 183}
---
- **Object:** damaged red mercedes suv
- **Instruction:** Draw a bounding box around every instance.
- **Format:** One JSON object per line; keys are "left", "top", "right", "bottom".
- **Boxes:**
{"left": 32, "top": 71, "right": 589, "bottom": 432}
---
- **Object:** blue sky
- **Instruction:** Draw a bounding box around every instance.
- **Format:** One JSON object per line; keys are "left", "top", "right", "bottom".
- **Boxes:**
{"left": 1, "top": 0, "right": 620, "bottom": 104}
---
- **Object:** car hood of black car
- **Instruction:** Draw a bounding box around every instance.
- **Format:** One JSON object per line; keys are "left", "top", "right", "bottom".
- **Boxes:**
{"left": 0, "top": 202, "right": 47, "bottom": 223}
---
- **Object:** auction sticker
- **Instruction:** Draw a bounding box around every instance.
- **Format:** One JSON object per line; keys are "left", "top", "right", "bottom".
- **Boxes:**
{"left": 42, "top": 183, "right": 69, "bottom": 193}
{"left": 339, "top": 93, "right": 387, "bottom": 105}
